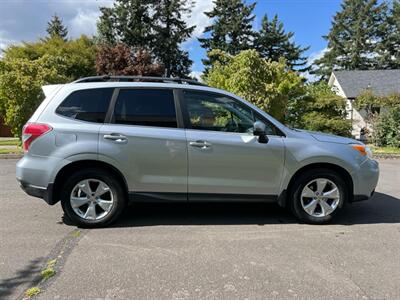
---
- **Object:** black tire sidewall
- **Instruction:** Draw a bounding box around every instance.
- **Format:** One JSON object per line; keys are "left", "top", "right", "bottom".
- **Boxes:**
{"left": 290, "top": 169, "right": 347, "bottom": 224}
{"left": 61, "top": 168, "right": 126, "bottom": 228}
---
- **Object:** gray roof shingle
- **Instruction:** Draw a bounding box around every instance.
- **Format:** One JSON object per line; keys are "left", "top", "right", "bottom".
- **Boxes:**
{"left": 333, "top": 69, "right": 400, "bottom": 98}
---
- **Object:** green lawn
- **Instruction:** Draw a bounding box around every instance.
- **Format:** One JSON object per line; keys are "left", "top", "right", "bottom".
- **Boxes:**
{"left": 369, "top": 144, "right": 400, "bottom": 155}
{"left": 0, "top": 147, "right": 23, "bottom": 154}
{"left": 0, "top": 139, "right": 20, "bottom": 146}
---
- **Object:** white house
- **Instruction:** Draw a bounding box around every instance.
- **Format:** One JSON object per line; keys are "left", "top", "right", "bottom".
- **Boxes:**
{"left": 328, "top": 70, "right": 400, "bottom": 139}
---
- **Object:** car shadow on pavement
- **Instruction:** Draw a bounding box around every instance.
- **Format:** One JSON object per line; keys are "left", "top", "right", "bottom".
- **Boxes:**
{"left": 0, "top": 257, "right": 43, "bottom": 299}
{"left": 62, "top": 192, "right": 400, "bottom": 227}
{"left": 333, "top": 192, "right": 400, "bottom": 225}
{"left": 107, "top": 192, "right": 400, "bottom": 227}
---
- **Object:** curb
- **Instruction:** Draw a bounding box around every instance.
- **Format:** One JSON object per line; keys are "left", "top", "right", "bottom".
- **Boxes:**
{"left": 0, "top": 154, "right": 23, "bottom": 159}
{"left": 373, "top": 154, "right": 400, "bottom": 159}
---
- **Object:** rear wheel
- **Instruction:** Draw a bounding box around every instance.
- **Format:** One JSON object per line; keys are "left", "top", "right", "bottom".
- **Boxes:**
{"left": 290, "top": 168, "right": 347, "bottom": 224}
{"left": 61, "top": 168, "right": 126, "bottom": 228}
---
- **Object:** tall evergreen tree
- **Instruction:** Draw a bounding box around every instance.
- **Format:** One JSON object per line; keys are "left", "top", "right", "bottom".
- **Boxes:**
{"left": 152, "top": 0, "right": 195, "bottom": 77}
{"left": 313, "top": 0, "right": 387, "bottom": 78}
{"left": 97, "top": 7, "right": 117, "bottom": 45}
{"left": 97, "top": 0, "right": 154, "bottom": 50}
{"left": 46, "top": 14, "right": 68, "bottom": 41}
{"left": 97, "top": 0, "right": 195, "bottom": 77}
{"left": 378, "top": 0, "right": 400, "bottom": 69}
{"left": 254, "top": 14, "right": 310, "bottom": 71}
{"left": 198, "top": 0, "right": 256, "bottom": 69}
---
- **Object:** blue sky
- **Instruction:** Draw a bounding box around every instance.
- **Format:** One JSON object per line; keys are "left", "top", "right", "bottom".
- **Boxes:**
{"left": 0, "top": 0, "right": 344, "bottom": 76}
{"left": 187, "top": 0, "right": 343, "bottom": 75}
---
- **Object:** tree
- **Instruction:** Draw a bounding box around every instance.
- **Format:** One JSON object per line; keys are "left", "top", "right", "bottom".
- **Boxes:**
{"left": 0, "top": 36, "right": 97, "bottom": 136}
{"left": 4, "top": 36, "right": 97, "bottom": 80}
{"left": 96, "top": 43, "right": 164, "bottom": 76}
{"left": 152, "top": 0, "right": 195, "bottom": 77}
{"left": 0, "top": 56, "right": 66, "bottom": 137}
{"left": 97, "top": 0, "right": 154, "bottom": 49}
{"left": 199, "top": 0, "right": 256, "bottom": 70}
{"left": 97, "top": 0, "right": 194, "bottom": 77}
{"left": 354, "top": 89, "right": 383, "bottom": 126}
{"left": 254, "top": 14, "right": 310, "bottom": 72}
{"left": 46, "top": 14, "right": 68, "bottom": 41}
{"left": 97, "top": 7, "right": 117, "bottom": 45}
{"left": 313, "top": 0, "right": 387, "bottom": 78}
{"left": 378, "top": 0, "right": 400, "bottom": 69}
{"left": 204, "top": 50, "right": 305, "bottom": 122}
{"left": 289, "top": 82, "right": 351, "bottom": 136}
{"left": 373, "top": 107, "right": 400, "bottom": 147}
{"left": 354, "top": 90, "right": 400, "bottom": 142}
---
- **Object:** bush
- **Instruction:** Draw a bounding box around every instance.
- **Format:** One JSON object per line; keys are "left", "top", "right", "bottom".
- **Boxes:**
{"left": 0, "top": 36, "right": 96, "bottom": 137}
{"left": 288, "top": 82, "right": 351, "bottom": 136}
{"left": 373, "top": 107, "right": 400, "bottom": 147}
{"left": 0, "top": 56, "right": 66, "bottom": 137}
{"left": 204, "top": 50, "right": 305, "bottom": 122}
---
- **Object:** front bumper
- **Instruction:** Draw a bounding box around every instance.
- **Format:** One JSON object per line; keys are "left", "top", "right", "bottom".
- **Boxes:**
{"left": 351, "top": 158, "right": 379, "bottom": 202}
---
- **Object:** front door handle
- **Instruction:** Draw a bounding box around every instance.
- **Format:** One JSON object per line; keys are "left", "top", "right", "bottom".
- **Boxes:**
{"left": 103, "top": 133, "right": 127, "bottom": 144}
{"left": 189, "top": 140, "right": 211, "bottom": 149}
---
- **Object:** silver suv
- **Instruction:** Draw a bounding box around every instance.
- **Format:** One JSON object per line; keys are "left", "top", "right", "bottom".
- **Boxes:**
{"left": 16, "top": 76, "right": 379, "bottom": 227}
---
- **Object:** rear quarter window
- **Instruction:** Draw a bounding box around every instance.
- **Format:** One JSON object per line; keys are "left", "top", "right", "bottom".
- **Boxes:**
{"left": 56, "top": 88, "right": 114, "bottom": 123}
{"left": 112, "top": 89, "right": 177, "bottom": 128}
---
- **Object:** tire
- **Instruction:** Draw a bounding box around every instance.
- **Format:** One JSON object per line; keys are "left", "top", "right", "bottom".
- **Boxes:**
{"left": 61, "top": 168, "right": 126, "bottom": 228}
{"left": 289, "top": 168, "right": 347, "bottom": 224}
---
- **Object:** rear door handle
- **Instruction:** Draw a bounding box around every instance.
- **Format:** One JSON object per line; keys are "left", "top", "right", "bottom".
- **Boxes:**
{"left": 189, "top": 140, "right": 211, "bottom": 149}
{"left": 103, "top": 133, "right": 127, "bottom": 144}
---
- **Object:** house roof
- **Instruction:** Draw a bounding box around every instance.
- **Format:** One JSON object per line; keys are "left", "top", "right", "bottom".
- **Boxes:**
{"left": 331, "top": 69, "right": 400, "bottom": 98}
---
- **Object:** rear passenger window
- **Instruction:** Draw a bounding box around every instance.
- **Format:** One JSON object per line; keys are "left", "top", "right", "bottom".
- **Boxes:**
{"left": 113, "top": 89, "right": 177, "bottom": 128}
{"left": 56, "top": 88, "right": 113, "bottom": 123}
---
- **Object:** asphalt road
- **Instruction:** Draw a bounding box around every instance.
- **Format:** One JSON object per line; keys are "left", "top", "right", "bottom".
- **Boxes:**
{"left": 1, "top": 159, "right": 399, "bottom": 299}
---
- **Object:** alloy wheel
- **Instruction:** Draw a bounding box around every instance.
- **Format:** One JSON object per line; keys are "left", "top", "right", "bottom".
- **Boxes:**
{"left": 300, "top": 178, "right": 340, "bottom": 218}
{"left": 70, "top": 179, "right": 114, "bottom": 220}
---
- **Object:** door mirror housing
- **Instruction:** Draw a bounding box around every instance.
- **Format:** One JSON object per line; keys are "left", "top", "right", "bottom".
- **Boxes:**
{"left": 253, "top": 121, "right": 269, "bottom": 144}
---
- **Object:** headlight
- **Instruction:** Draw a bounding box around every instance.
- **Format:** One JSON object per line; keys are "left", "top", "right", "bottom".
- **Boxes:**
{"left": 351, "top": 144, "right": 373, "bottom": 159}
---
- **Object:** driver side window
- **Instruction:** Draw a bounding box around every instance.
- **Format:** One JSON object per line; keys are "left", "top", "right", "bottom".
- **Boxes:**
{"left": 183, "top": 91, "right": 254, "bottom": 133}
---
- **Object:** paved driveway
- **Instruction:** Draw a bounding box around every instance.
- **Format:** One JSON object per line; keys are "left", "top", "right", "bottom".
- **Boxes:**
{"left": 1, "top": 159, "right": 399, "bottom": 299}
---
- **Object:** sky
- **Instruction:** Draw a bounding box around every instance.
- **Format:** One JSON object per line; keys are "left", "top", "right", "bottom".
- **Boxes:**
{"left": 0, "top": 0, "right": 343, "bottom": 77}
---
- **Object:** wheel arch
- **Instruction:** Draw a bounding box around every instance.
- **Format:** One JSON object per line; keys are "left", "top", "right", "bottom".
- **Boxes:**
{"left": 279, "top": 162, "right": 354, "bottom": 207}
{"left": 50, "top": 160, "right": 129, "bottom": 205}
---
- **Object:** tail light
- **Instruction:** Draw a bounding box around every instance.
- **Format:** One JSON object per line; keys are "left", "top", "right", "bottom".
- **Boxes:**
{"left": 22, "top": 123, "right": 52, "bottom": 152}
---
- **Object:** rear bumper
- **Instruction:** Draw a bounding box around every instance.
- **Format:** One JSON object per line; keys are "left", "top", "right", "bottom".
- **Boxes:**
{"left": 18, "top": 180, "right": 55, "bottom": 205}
{"left": 16, "top": 155, "right": 62, "bottom": 205}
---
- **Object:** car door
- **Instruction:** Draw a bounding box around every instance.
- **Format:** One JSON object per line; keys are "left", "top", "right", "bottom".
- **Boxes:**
{"left": 182, "top": 90, "right": 285, "bottom": 200}
{"left": 99, "top": 88, "right": 187, "bottom": 201}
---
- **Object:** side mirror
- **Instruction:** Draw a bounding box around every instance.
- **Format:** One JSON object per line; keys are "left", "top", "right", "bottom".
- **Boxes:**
{"left": 253, "top": 121, "right": 269, "bottom": 144}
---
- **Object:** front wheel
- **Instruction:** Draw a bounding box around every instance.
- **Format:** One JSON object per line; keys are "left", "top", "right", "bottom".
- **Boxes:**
{"left": 290, "top": 169, "right": 347, "bottom": 224}
{"left": 61, "top": 168, "right": 126, "bottom": 228}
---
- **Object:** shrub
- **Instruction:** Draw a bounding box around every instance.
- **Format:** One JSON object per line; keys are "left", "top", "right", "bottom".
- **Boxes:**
{"left": 204, "top": 50, "right": 305, "bottom": 122}
{"left": 288, "top": 82, "right": 351, "bottom": 136}
{"left": 373, "top": 107, "right": 400, "bottom": 147}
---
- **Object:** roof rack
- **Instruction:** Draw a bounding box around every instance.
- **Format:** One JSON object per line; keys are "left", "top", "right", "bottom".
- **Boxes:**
{"left": 73, "top": 75, "right": 207, "bottom": 86}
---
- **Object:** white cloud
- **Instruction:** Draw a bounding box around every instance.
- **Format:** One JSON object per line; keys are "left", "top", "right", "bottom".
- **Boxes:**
{"left": 69, "top": 9, "right": 101, "bottom": 37}
{"left": 189, "top": 71, "right": 203, "bottom": 81}
{"left": 0, "top": 30, "right": 16, "bottom": 54}
{"left": 184, "top": 0, "right": 214, "bottom": 40}
{"left": 303, "top": 47, "right": 328, "bottom": 82}
{"left": 307, "top": 47, "right": 328, "bottom": 65}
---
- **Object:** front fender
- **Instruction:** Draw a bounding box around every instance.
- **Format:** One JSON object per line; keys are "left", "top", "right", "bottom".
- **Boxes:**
{"left": 280, "top": 138, "right": 360, "bottom": 192}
